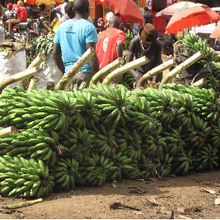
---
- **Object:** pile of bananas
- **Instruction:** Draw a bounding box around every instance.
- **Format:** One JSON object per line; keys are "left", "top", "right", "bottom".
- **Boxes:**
{"left": 49, "top": 158, "right": 80, "bottom": 190}
{"left": 182, "top": 33, "right": 220, "bottom": 94}
{"left": 0, "top": 83, "right": 220, "bottom": 198}
{"left": 121, "top": 71, "right": 135, "bottom": 90}
{"left": 0, "top": 155, "right": 54, "bottom": 198}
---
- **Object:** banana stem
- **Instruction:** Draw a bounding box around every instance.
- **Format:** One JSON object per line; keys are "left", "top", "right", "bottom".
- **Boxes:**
{"left": 0, "top": 126, "right": 17, "bottom": 138}
{"left": 47, "top": 81, "right": 55, "bottom": 90}
{"left": 3, "top": 198, "right": 43, "bottom": 209}
{"left": 89, "top": 58, "right": 124, "bottom": 86}
{"left": 28, "top": 78, "right": 39, "bottom": 91}
{"left": 55, "top": 47, "right": 95, "bottom": 90}
{"left": 102, "top": 56, "right": 149, "bottom": 85}
{"left": 190, "top": 78, "right": 207, "bottom": 88}
{"left": 23, "top": 53, "right": 46, "bottom": 89}
{"left": 137, "top": 59, "right": 176, "bottom": 89}
{"left": 0, "top": 67, "right": 41, "bottom": 94}
{"left": 159, "top": 51, "right": 204, "bottom": 90}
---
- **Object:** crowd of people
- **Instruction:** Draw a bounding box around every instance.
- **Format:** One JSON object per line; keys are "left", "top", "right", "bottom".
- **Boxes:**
{"left": 1, "top": 0, "right": 211, "bottom": 88}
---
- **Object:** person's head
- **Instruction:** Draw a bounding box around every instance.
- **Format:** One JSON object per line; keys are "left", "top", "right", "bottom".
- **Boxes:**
{"left": 144, "top": 6, "right": 148, "bottom": 12}
{"left": 162, "top": 40, "right": 173, "bottom": 56}
{"left": 108, "top": 16, "right": 121, "bottom": 29}
{"left": 64, "top": 0, "right": 69, "bottom": 2}
{"left": 7, "top": 3, "right": 13, "bottom": 10}
{"left": 98, "top": 17, "right": 104, "bottom": 26}
{"left": 65, "top": 2, "right": 74, "bottom": 18}
{"left": 73, "top": 0, "right": 90, "bottom": 19}
{"left": 17, "top": 1, "right": 23, "bottom": 6}
{"left": 40, "top": 4, "right": 46, "bottom": 11}
{"left": 140, "top": 23, "right": 158, "bottom": 49}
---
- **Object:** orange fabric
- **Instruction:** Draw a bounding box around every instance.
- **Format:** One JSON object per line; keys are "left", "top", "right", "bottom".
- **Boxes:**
{"left": 166, "top": 6, "right": 220, "bottom": 34}
{"left": 94, "top": 0, "right": 144, "bottom": 23}
{"left": 96, "top": 28, "right": 125, "bottom": 69}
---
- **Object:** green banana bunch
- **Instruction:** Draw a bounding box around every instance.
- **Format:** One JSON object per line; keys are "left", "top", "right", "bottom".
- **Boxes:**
{"left": 0, "top": 129, "right": 58, "bottom": 162}
{"left": 111, "top": 151, "right": 140, "bottom": 180}
{"left": 0, "top": 156, "right": 54, "bottom": 198}
{"left": 115, "top": 127, "right": 142, "bottom": 161}
{"left": 121, "top": 71, "right": 135, "bottom": 90}
{"left": 181, "top": 115, "right": 211, "bottom": 149}
{"left": 161, "top": 125, "right": 185, "bottom": 156}
{"left": 138, "top": 154, "right": 157, "bottom": 179}
{"left": 193, "top": 144, "right": 219, "bottom": 172}
{"left": 89, "top": 123, "right": 118, "bottom": 158}
{"left": 59, "top": 127, "right": 92, "bottom": 163}
{"left": 209, "top": 118, "right": 220, "bottom": 148}
{"left": 62, "top": 89, "right": 101, "bottom": 128}
{"left": 0, "top": 87, "right": 78, "bottom": 132}
{"left": 172, "top": 151, "right": 193, "bottom": 175}
{"left": 91, "top": 83, "right": 132, "bottom": 129}
{"left": 182, "top": 33, "right": 215, "bottom": 66}
{"left": 49, "top": 158, "right": 80, "bottom": 190}
{"left": 79, "top": 153, "right": 117, "bottom": 186}
{"left": 157, "top": 153, "right": 173, "bottom": 177}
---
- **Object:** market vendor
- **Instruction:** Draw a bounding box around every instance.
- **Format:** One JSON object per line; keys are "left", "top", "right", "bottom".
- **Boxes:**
{"left": 126, "top": 23, "right": 162, "bottom": 84}
{"left": 162, "top": 40, "right": 211, "bottom": 86}
{"left": 53, "top": 0, "right": 99, "bottom": 89}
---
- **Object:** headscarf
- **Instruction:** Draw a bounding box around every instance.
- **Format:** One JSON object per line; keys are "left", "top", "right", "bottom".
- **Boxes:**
{"left": 7, "top": 3, "right": 13, "bottom": 8}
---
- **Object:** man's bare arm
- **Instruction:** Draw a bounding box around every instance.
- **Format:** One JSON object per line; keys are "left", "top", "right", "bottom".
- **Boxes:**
{"left": 86, "top": 42, "right": 99, "bottom": 74}
{"left": 53, "top": 43, "right": 65, "bottom": 74}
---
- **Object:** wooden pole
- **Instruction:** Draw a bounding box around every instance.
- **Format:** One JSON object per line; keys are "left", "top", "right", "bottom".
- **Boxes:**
{"left": 0, "top": 67, "right": 41, "bottom": 94}
{"left": 55, "top": 47, "right": 95, "bottom": 90}
{"left": 102, "top": 56, "right": 149, "bottom": 85}
{"left": 28, "top": 78, "right": 39, "bottom": 91}
{"left": 0, "top": 126, "right": 17, "bottom": 138}
{"left": 159, "top": 51, "right": 204, "bottom": 90}
{"left": 89, "top": 58, "right": 124, "bottom": 86}
{"left": 137, "top": 59, "right": 176, "bottom": 89}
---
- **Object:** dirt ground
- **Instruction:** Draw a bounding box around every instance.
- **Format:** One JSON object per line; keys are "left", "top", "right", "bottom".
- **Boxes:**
{"left": 0, "top": 170, "right": 220, "bottom": 219}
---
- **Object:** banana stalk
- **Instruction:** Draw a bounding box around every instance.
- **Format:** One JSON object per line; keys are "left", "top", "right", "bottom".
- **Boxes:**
{"left": 28, "top": 78, "right": 39, "bottom": 91}
{"left": 55, "top": 47, "right": 95, "bottom": 90}
{"left": 47, "top": 81, "right": 55, "bottom": 90}
{"left": 159, "top": 51, "right": 204, "bottom": 90}
{"left": 0, "top": 66, "right": 41, "bottom": 94}
{"left": 190, "top": 78, "right": 207, "bottom": 88}
{"left": 0, "top": 126, "right": 17, "bottom": 138}
{"left": 137, "top": 59, "right": 176, "bottom": 89}
{"left": 102, "top": 56, "right": 149, "bottom": 85}
{"left": 23, "top": 53, "right": 46, "bottom": 89}
{"left": 89, "top": 58, "right": 124, "bottom": 86}
{"left": 3, "top": 198, "right": 43, "bottom": 209}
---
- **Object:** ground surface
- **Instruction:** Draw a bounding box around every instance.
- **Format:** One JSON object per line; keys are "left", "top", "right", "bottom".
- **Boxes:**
{"left": 0, "top": 170, "right": 220, "bottom": 219}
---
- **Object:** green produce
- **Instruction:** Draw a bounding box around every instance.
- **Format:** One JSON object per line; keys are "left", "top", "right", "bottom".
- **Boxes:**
{"left": 0, "top": 156, "right": 54, "bottom": 198}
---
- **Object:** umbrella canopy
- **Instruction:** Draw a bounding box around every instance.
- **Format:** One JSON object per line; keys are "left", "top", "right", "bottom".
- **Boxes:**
{"left": 210, "top": 22, "right": 220, "bottom": 38}
{"left": 166, "top": 4, "right": 220, "bottom": 34}
{"left": 156, "top": 1, "right": 197, "bottom": 19}
{"left": 24, "top": 0, "right": 64, "bottom": 5}
{"left": 94, "top": 0, "right": 144, "bottom": 23}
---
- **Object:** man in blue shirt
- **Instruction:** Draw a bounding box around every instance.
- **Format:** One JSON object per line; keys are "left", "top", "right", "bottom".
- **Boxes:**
{"left": 53, "top": 0, "right": 99, "bottom": 89}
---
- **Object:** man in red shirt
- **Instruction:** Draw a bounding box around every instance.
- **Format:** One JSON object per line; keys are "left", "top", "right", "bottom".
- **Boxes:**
{"left": 96, "top": 16, "right": 125, "bottom": 70}
{"left": 8, "top": 1, "right": 27, "bottom": 37}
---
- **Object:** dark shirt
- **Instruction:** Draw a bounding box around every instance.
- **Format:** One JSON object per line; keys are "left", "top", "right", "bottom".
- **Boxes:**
{"left": 143, "top": 11, "right": 153, "bottom": 24}
{"left": 130, "top": 35, "right": 162, "bottom": 81}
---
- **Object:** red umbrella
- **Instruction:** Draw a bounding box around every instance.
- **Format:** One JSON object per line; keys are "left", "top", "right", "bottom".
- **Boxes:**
{"left": 166, "top": 4, "right": 220, "bottom": 34}
{"left": 156, "top": 1, "right": 198, "bottom": 19}
{"left": 94, "top": 0, "right": 144, "bottom": 23}
{"left": 210, "top": 22, "right": 220, "bottom": 39}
